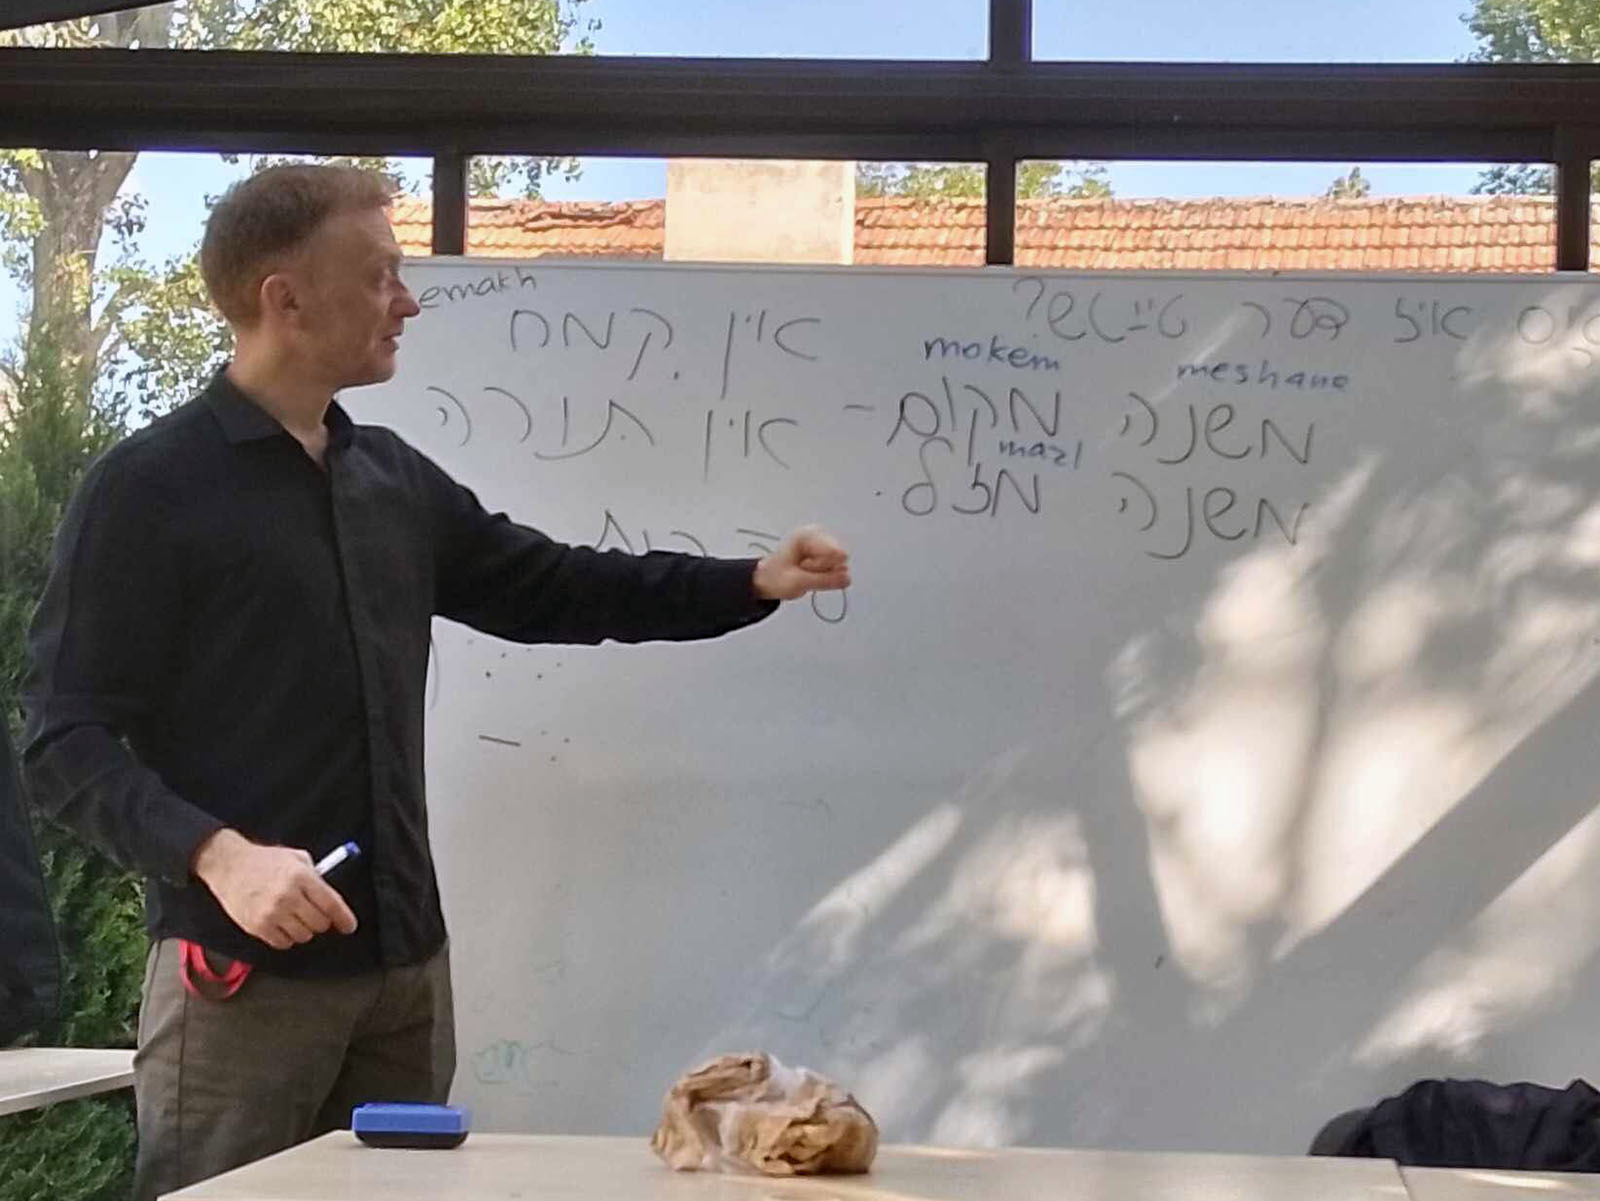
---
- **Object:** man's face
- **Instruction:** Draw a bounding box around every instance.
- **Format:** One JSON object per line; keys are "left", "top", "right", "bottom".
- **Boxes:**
{"left": 283, "top": 206, "right": 421, "bottom": 389}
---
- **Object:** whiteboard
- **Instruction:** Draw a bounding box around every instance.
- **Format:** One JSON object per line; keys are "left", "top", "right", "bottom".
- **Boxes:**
{"left": 344, "top": 260, "right": 1600, "bottom": 1153}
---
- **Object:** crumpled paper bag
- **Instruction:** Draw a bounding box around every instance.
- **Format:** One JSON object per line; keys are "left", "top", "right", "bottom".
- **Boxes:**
{"left": 650, "top": 1051, "right": 878, "bottom": 1176}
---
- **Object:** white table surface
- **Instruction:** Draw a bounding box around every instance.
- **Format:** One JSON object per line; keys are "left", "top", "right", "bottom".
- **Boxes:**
{"left": 1403, "top": 1165, "right": 1600, "bottom": 1200}
{"left": 0, "top": 1047, "right": 136, "bottom": 1116}
{"left": 165, "top": 1133, "right": 1410, "bottom": 1201}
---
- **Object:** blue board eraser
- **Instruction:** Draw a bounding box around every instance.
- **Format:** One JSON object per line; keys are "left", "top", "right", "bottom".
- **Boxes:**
{"left": 352, "top": 1102, "right": 470, "bottom": 1149}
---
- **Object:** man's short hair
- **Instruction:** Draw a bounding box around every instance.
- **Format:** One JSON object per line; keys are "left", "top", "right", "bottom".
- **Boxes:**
{"left": 200, "top": 164, "right": 394, "bottom": 324}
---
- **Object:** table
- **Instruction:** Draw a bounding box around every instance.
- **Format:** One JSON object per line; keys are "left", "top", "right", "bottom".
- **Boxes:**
{"left": 0, "top": 1047, "right": 135, "bottom": 1116}
{"left": 1403, "top": 1166, "right": 1600, "bottom": 1200}
{"left": 164, "top": 1133, "right": 1409, "bottom": 1201}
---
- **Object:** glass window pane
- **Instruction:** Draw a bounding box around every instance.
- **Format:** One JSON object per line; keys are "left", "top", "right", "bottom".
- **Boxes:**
{"left": 464, "top": 156, "right": 984, "bottom": 266}
{"left": 3, "top": 0, "right": 595, "bottom": 54}
{"left": 457, "top": 156, "right": 666, "bottom": 262}
{"left": 5, "top": 0, "right": 982, "bottom": 58}
{"left": 1017, "top": 160, "right": 1559, "bottom": 273}
{"left": 854, "top": 161, "right": 987, "bottom": 267}
{"left": 0, "top": 149, "right": 430, "bottom": 420}
{"left": 1035, "top": 0, "right": 1481, "bottom": 63}
{"left": 588, "top": 0, "right": 982, "bottom": 58}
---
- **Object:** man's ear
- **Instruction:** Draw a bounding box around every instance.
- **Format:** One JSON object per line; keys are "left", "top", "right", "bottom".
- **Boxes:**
{"left": 258, "top": 272, "right": 301, "bottom": 326}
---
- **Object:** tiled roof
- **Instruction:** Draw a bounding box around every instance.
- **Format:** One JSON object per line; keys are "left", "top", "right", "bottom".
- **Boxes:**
{"left": 390, "top": 197, "right": 665, "bottom": 260}
{"left": 389, "top": 195, "right": 1581, "bottom": 272}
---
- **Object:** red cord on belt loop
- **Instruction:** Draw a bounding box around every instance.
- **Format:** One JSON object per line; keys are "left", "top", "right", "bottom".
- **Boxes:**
{"left": 178, "top": 938, "right": 252, "bottom": 1000}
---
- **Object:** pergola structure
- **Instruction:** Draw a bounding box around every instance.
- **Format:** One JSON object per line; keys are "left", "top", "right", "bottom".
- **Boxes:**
{"left": 5, "top": 0, "right": 1600, "bottom": 269}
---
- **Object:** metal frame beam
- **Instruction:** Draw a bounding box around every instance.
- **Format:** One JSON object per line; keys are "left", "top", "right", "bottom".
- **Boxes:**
{"left": 430, "top": 149, "right": 467, "bottom": 257}
{"left": 989, "top": 0, "right": 1030, "bottom": 68}
{"left": 1554, "top": 127, "right": 1597, "bottom": 271}
{"left": 9, "top": 54, "right": 1600, "bottom": 158}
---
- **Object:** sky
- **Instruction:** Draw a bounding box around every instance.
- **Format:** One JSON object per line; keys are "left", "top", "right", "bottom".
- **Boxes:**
{"left": 1, "top": 0, "right": 1507, "bottom": 346}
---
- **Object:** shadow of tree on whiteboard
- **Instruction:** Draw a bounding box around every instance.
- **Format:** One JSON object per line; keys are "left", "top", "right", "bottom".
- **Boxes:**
{"left": 707, "top": 286, "right": 1600, "bottom": 1153}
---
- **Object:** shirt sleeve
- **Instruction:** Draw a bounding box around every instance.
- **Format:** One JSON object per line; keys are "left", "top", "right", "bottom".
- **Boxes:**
{"left": 416, "top": 449, "right": 780, "bottom": 644}
{"left": 21, "top": 453, "right": 224, "bottom": 885}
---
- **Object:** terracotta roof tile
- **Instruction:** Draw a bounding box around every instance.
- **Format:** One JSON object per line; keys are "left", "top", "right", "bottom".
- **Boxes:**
{"left": 390, "top": 197, "right": 666, "bottom": 260}
{"left": 390, "top": 194, "right": 1580, "bottom": 272}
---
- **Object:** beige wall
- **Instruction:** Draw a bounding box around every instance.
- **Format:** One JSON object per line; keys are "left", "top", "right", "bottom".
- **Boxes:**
{"left": 664, "top": 159, "right": 854, "bottom": 264}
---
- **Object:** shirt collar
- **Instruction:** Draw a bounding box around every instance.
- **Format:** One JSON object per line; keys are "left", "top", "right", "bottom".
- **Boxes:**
{"left": 204, "top": 367, "right": 356, "bottom": 449}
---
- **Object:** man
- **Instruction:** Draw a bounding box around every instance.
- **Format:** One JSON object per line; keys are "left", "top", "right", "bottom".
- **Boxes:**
{"left": 22, "top": 164, "right": 849, "bottom": 1200}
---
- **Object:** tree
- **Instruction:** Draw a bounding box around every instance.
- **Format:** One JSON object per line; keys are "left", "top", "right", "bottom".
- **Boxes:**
{"left": 1467, "top": 0, "right": 1592, "bottom": 62}
{"left": 856, "top": 160, "right": 1112, "bottom": 200}
{"left": 0, "top": 4, "right": 170, "bottom": 407}
{"left": 0, "top": 323, "right": 142, "bottom": 1201}
{"left": 1472, "top": 163, "right": 1556, "bottom": 195}
{"left": 1324, "top": 166, "right": 1371, "bottom": 200}
{"left": 1, "top": 0, "right": 598, "bottom": 417}
{"left": 1465, "top": 0, "right": 1597, "bottom": 193}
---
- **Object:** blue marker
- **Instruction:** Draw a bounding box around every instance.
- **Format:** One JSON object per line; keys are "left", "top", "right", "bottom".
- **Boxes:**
{"left": 314, "top": 841, "right": 360, "bottom": 877}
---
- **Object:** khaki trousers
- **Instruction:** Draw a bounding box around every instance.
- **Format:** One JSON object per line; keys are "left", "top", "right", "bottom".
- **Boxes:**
{"left": 132, "top": 937, "right": 454, "bottom": 1201}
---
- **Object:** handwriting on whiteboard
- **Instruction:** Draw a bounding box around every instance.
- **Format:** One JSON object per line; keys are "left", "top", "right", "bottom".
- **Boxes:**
{"left": 397, "top": 269, "right": 1600, "bottom": 564}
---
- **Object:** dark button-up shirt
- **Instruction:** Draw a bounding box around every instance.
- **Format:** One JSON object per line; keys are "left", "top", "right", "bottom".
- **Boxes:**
{"left": 22, "top": 371, "right": 775, "bottom": 976}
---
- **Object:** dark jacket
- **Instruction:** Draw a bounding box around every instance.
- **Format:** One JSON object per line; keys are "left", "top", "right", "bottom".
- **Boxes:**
{"left": 1334, "top": 1078, "right": 1600, "bottom": 1171}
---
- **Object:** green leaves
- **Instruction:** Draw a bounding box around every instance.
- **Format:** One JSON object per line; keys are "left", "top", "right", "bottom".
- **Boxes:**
{"left": 1469, "top": 0, "right": 1600, "bottom": 62}
{"left": 1324, "top": 167, "right": 1372, "bottom": 200}
{"left": 0, "top": 328, "right": 138, "bottom": 1201}
{"left": 0, "top": 1097, "right": 137, "bottom": 1201}
{"left": 1466, "top": 1, "right": 1600, "bottom": 192}
{"left": 172, "top": 0, "right": 594, "bottom": 56}
{"left": 855, "top": 161, "right": 1112, "bottom": 201}
{"left": 471, "top": 154, "right": 584, "bottom": 199}
{"left": 4, "top": 0, "right": 594, "bottom": 418}
{"left": 107, "top": 254, "right": 233, "bottom": 423}
{"left": 1471, "top": 163, "right": 1557, "bottom": 194}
